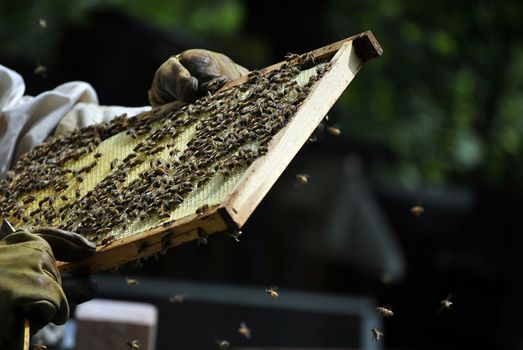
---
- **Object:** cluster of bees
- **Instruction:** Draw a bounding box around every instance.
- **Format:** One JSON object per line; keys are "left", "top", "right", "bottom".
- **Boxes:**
{"left": 0, "top": 54, "right": 330, "bottom": 245}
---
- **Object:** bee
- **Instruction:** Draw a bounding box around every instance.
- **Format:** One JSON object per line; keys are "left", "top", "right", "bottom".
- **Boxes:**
{"left": 238, "top": 322, "right": 251, "bottom": 339}
{"left": 299, "top": 52, "right": 316, "bottom": 65}
{"left": 197, "top": 228, "right": 209, "bottom": 246}
{"left": 126, "top": 128, "right": 138, "bottom": 139}
{"left": 93, "top": 152, "right": 102, "bottom": 159}
{"left": 110, "top": 159, "right": 119, "bottom": 170}
{"left": 195, "top": 204, "right": 209, "bottom": 216}
{"left": 437, "top": 293, "right": 453, "bottom": 313}
{"left": 371, "top": 327, "right": 384, "bottom": 342}
{"left": 154, "top": 166, "right": 168, "bottom": 175}
{"left": 34, "top": 64, "right": 47, "bottom": 78}
{"left": 410, "top": 204, "right": 424, "bottom": 217}
{"left": 376, "top": 306, "right": 394, "bottom": 317}
{"left": 227, "top": 230, "right": 243, "bottom": 242}
{"left": 295, "top": 174, "right": 310, "bottom": 185}
{"left": 126, "top": 339, "right": 140, "bottom": 350}
{"left": 215, "top": 339, "right": 230, "bottom": 349}
{"left": 32, "top": 345, "right": 47, "bottom": 350}
{"left": 326, "top": 126, "right": 341, "bottom": 136}
{"left": 284, "top": 52, "right": 300, "bottom": 61}
{"left": 75, "top": 189, "right": 81, "bottom": 198}
{"left": 265, "top": 286, "right": 279, "bottom": 300}
{"left": 126, "top": 277, "right": 139, "bottom": 286}
{"left": 38, "top": 18, "right": 47, "bottom": 29}
{"left": 22, "top": 195, "right": 36, "bottom": 204}
{"left": 168, "top": 294, "right": 186, "bottom": 304}
{"left": 60, "top": 195, "right": 68, "bottom": 201}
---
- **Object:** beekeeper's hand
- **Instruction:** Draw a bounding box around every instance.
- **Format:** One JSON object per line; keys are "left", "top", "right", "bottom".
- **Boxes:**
{"left": 0, "top": 227, "right": 96, "bottom": 349}
{"left": 148, "top": 49, "right": 249, "bottom": 106}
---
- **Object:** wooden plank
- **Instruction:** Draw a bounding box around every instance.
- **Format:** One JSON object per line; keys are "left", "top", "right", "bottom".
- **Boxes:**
{"left": 59, "top": 206, "right": 235, "bottom": 273}
{"left": 57, "top": 31, "right": 381, "bottom": 273}
{"left": 223, "top": 42, "right": 361, "bottom": 226}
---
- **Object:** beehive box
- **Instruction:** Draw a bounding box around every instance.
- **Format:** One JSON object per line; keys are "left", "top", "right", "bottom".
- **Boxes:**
{"left": 0, "top": 31, "right": 381, "bottom": 273}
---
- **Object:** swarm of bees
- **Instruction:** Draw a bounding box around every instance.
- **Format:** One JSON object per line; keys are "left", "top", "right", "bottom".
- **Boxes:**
{"left": 0, "top": 56, "right": 331, "bottom": 246}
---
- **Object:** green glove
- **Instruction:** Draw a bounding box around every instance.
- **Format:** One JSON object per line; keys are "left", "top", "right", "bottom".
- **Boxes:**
{"left": 0, "top": 227, "right": 95, "bottom": 349}
{"left": 148, "top": 49, "right": 249, "bottom": 106}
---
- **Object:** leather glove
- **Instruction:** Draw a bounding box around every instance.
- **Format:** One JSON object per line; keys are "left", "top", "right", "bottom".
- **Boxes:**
{"left": 0, "top": 227, "right": 96, "bottom": 349}
{"left": 148, "top": 49, "right": 249, "bottom": 106}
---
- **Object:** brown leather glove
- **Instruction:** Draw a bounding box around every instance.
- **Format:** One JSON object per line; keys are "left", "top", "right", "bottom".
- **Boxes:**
{"left": 0, "top": 227, "right": 96, "bottom": 349}
{"left": 148, "top": 49, "right": 249, "bottom": 106}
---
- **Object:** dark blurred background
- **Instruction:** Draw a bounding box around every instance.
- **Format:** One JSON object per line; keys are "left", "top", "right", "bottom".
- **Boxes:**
{"left": 2, "top": 0, "right": 523, "bottom": 349}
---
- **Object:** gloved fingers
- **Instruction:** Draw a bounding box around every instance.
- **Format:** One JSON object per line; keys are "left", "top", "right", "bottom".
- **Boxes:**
{"left": 200, "top": 75, "right": 229, "bottom": 94}
{"left": 61, "top": 273, "right": 98, "bottom": 307}
{"left": 28, "top": 226, "right": 96, "bottom": 262}
{"left": 149, "top": 56, "right": 198, "bottom": 105}
{"left": 178, "top": 49, "right": 224, "bottom": 85}
{"left": 149, "top": 49, "right": 248, "bottom": 106}
{"left": 25, "top": 300, "right": 69, "bottom": 331}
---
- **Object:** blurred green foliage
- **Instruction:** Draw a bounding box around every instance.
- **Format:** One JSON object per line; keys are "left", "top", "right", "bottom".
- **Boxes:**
{"left": 327, "top": 0, "right": 523, "bottom": 190}
{"left": 2, "top": 0, "right": 522, "bottom": 190}
{"left": 0, "top": 0, "right": 244, "bottom": 60}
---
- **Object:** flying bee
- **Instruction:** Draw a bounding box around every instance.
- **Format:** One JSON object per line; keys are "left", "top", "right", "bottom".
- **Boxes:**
{"left": 126, "top": 277, "right": 139, "bottom": 286}
{"left": 437, "top": 293, "right": 453, "bottom": 313}
{"left": 168, "top": 294, "right": 186, "bottom": 304}
{"left": 32, "top": 345, "right": 47, "bottom": 350}
{"left": 34, "top": 63, "right": 47, "bottom": 78}
{"left": 326, "top": 126, "right": 341, "bottom": 136}
{"left": 38, "top": 18, "right": 47, "bottom": 29}
{"left": 371, "top": 327, "right": 384, "bottom": 342}
{"left": 265, "top": 286, "right": 279, "bottom": 300}
{"left": 376, "top": 306, "right": 394, "bottom": 317}
{"left": 126, "top": 339, "right": 140, "bottom": 350}
{"left": 215, "top": 339, "right": 230, "bottom": 349}
{"left": 238, "top": 322, "right": 251, "bottom": 339}
{"left": 227, "top": 230, "right": 243, "bottom": 242}
{"left": 410, "top": 204, "right": 424, "bottom": 217}
{"left": 295, "top": 174, "right": 310, "bottom": 185}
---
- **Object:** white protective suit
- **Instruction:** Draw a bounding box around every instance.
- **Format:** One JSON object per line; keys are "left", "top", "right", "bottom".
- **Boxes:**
{"left": 0, "top": 65, "right": 151, "bottom": 178}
